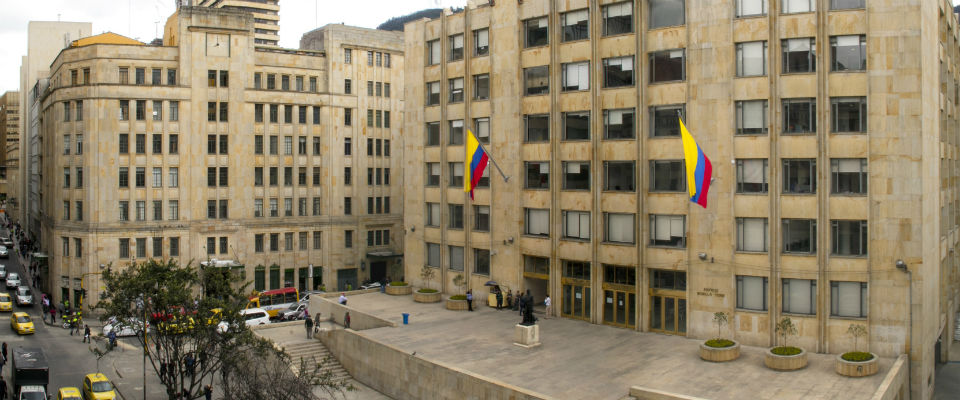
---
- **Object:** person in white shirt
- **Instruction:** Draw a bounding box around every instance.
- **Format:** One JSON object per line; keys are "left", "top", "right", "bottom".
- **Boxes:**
{"left": 544, "top": 295, "right": 552, "bottom": 318}
{"left": 338, "top": 293, "right": 347, "bottom": 305}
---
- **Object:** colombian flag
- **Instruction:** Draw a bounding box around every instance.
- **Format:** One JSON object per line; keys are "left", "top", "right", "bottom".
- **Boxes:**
{"left": 680, "top": 117, "right": 712, "bottom": 208}
{"left": 464, "top": 130, "right": 488, "bottom": 200}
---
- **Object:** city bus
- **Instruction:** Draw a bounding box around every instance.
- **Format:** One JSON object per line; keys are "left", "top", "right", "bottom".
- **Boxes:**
{"left": 246, "top": 287, "right": 300, "bottom": 319}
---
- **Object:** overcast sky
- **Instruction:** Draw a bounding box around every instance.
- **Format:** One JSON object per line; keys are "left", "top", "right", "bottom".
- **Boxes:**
{"left": 2, "top": 0, "right": 959, "bottom": 93}
{"left": 0, "top": 0, "right": 466, "bottom": 92}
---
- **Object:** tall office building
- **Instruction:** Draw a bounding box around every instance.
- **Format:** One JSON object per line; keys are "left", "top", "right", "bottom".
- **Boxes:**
{"left": 196, "top": 0, "right": 281, "bottom": 46}
{"left": 0, "top": 91, "right": 18, "bottom": 206}
{"left": 401, "top": 1, "right": 960, "bottom": 399}
{"left": 35, "top": 7, "right": 403, "bottom": 316}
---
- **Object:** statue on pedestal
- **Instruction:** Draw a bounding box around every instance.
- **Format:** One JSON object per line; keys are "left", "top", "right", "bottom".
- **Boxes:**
{"left": 520, "top": 290, "right": 537, "bottom": 326}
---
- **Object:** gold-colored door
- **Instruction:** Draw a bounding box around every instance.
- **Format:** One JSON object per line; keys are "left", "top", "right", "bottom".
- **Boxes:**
{"left": 562, "top": 280, "right": 590, "bottom": 320}
{"left": 602, "top": 289, "right": 636, "bottom": 329}
{"left": 650, "top": 294, "right": 686, "bottom": 335}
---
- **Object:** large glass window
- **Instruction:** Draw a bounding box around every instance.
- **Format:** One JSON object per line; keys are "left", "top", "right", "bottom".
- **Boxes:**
{"left": 425, "top": 203, "right": 441, "bottom": 227}
{"left": 474, "top": 249, "right": 491, "bottom": 275}
{"left": 602, "top": 2, "right": 633, "bottom": 36}
{"left": 736, "top": 0, "right": 767, "bottom": 17}
{"left": 525, "top": 17, "right": 549, "bottom": 47}
{"left": 525, "top": 114, "right": 549, "bottom": 142}
{"left": 524, "top": 66, "right": 549, "bottom": 95}
{"left": 830, "top": 0, "right": 864, "bottom": 9}
{"left": 782, "top": 219, "right": 816, "bottom": 254}
{"left": 562, "top": 210, "right": 590, "bottom": 240}
{"left": 448, "top": 204, "right": 464, "bottom": 229}
{"left": 448, "top": 246, "right": 464, "bottom": 271}
{"left": 448, "top": 162, "right": 464, "bottom": 187}
{"left": 782, "top": 279, "right": 816, "bottom": 315}
{"left": 426, "top": 82, "right": 441, "bottom": 106}
{"left": 448, "top": 120, "right": 464, "bottom": 145}
{"left": 736, "top": 159, "right": 768, "bottom": 193}
{"left": 448, "top": 78, "right": 464, "bottom": 103}
{"left": 831, "top": 281, "right": 867, "bottom": 318}
{"left": 525, "top": 208, "right": 550, "bottom": 237}
{"left": 561, "top": 9, "right": 589, "bottom": 42}
{"left": 603, "top": 56, "right": 634, "bottom": 87}
{"left": 474, "top": 205, "right": 490, "bottom": 231}
{"left": 649, "top": 160, "right": 685, "bottom": 192}
{"left": 563, "top": 112, "right": 590, "bottom": 141}
{"left": 426, "top": 122, "right": 440, "bottom": 146}
{"left": 736, "top": 100, "right": 768, "bottom": 135}
{"left": 783, "top": 159, "right": 816, "bottom": 194}
{"left": 650, "top": 105, "right": 684, "bottom": 137}
{"left": 562, "top": 62, "right": 590, "bottom": 91}
{"left": 649, "top": 0, "right": 685, "bottom": 29}
{"left": 525, "top": 161, "right": 550, "bottom": 189}
{"left": 782, "top": 0, "right": 815, "bottom": 13}
{"left": 782, "top": 38, "right": 816, "bottom": 73}
{"left": 650, "top": 269, "right": 684, "bottom": 290}
{"left": 736, "top": 218, "right": 768, "bottom": 252}
{"left": 448, "top": 34, "right": 464, "bottom": 61}
{"left": 563, "top": 162, "right": 590, "bottom": 190}
{"left": 831, "top": 158, "right": 867, "bottom": 195}
{"left": 474, "top": 118, "right": 490, "bottom": 144}
{"left": 649, "top": 50, "right": 685, "bottom": 83}
{"left": 604, "top": 161, "right": 635, "bottom": 191}
{"left": 831, "top": 97, "right": 866, "bottom": 133}
{"left": 474, "top": 28, "right": 489, "bottom": 56}
{"left": 832, "top": 220, "right": 867, "bottom": 256}
{"left": 604, "top": 109, "right": 635, "bottom": 139}
{"left": 426, "top": 243, "right": 441, "bottom": 267}
{"left": 649, "top": 215, "right": 685, "bottom": 247}
{"left": 474, "top": 74, "right": 490, "bottom": 100}
{"left": 426, "top": 163, "right": 440, "bottom": 186}
{"left": 783, "top": 98, "right": 816, "bottom": 134}
{"left": 427, "top": 40, "right": 440, "bottom": 65}
{"left": 736, "top": 275, "right": 768, "bottom": 311}
{"left": 604, "top": 213, "right": 635, "bottom": 244}
{"left": 831, "top": 35, "right": 866, "bottom": 71}
{"left": 736, "top": 41, "right": 767, "bottom": 77}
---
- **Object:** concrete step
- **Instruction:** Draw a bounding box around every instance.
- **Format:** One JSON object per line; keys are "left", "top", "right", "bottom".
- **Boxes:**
{"left": 281, "top": 340, "right": 352, "bottom": 382}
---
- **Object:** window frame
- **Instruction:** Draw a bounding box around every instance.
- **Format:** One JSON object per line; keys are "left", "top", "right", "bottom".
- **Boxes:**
{"left": 736, "top": 275, "right": 769, "bottom": 311}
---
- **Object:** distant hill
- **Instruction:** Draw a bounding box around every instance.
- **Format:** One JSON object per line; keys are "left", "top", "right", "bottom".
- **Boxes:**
{"left": 377, "top": 8, "right": 463, "bottom": 31}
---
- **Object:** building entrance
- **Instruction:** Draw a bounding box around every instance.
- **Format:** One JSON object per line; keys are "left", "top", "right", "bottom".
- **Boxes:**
{"left": 650, "top": 294, "right": 686, "bottom": 335}
{"left": 561, "top": 261, "right": 591, "bottom": 321}
{"left": 603, "top": 289, "right": 636, "bottom": 328}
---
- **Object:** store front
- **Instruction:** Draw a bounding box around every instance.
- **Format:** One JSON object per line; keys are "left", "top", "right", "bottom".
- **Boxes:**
{"left": 649, "top": 269, "right": 687, "bottom": 335}
{"left": 602, "top": 264, "right": 636, "bottom": 329}
{"left": 561, "top": 260, "right": 591, "bottom": 321}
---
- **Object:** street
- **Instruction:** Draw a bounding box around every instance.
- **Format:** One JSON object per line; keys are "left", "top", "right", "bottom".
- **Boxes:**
{"left": 0, "top": 225, "right": 167, "bottom": 399}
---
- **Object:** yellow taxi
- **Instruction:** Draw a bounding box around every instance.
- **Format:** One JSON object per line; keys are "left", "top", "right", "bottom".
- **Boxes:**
{"left": 57, "top": 387, "right": 82, "bottom": 400}
{"left": 0, "top": 293, "right": 12, "bottom": 311}
{"left": 10, "top": 311, "right": 34, "bottom": 335}
{"left": 81, "top": 373, "right": 116, "bottom": 400}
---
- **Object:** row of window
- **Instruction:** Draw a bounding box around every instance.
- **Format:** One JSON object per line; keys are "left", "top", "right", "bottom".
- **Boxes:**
{"left": 426, "top": 119, "right": 490, "bottom": 145}
{"left": 254, "top": 135, "right": 322, "bottom": 155}
{"left": 425, "top": 243, "right": 492, "bottom": 275}
{"left": 254, "top": 104, "right": 321, "bottom": 124}
{"left": 344, "top": 49, "right": 393, "bottom": 68}
{"left": 738, "top": 277, "right": 867, "bottom": 318}
{"left": 254, "top": 231, "right": 324, "bottom": 253}
{"left": 253, "top": 72, "right": 319, "bottom": 92}
{"left": 118, "top": 167, "right": 180, "bottom": 188}
{"left": 117, "top": 200, "right": 180, "bottom": 222}
{"left": 118, "top": 100, "right": 180, "bottom": 121}
{"left": 365, "top": 109, "right": 392, "bottom": 128}
{"left": 205, "top": 236, "right": 230, "bottom": 255}
{"left": 60, "top": 237, "right": 83, "bottom": 258}
{"left": 366, "top": 138, "right": 392, "bottom": 157}
{"left": 366, "top": 197, "right": 392, "bottom": 215}
{"left": 254, "top": 166, "right": 334, "bottom": 187}
{"left": 252, "top": 265, "right": 324, "bottom": 293}
{"left": 118, "top": 237, "right": 180, "bottom": 259}
{"left": 62, "top": 167, "right": 83, "bottom": 188}
{"left": 61, "top": 201, "right": 83, "bottom": 222}
{"left": 346, "top": 80, "right": 391, "bottom": 97}
{"left": 253, "top": 197, "right": 323, "bottom": 218}
{"left": 117, "top": 67, "right": 177, "bottom": 86}
{"left": 425, "top": 74, "right": 489, "bottom": 104}
{"left": 117, "top": 133, "right": 179, "bottom": 155}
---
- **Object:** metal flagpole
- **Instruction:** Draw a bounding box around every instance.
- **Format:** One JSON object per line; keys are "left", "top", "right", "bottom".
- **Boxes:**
{"left": 474, "top": 139, "right": 510, "bottom": 182}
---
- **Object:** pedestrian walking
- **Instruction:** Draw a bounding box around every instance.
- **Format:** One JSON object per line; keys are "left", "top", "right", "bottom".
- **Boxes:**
{"left": 305, "top": 315, "right": 314, "bottom": 339}
{"left": 544, "top": 295, "right": 552, "bottom": 318}
{"left": 49, "top": 307, "right": 56, "bottom": 323}
{"left": 185, "top": 353, "right": 196, "bottom": 377}
{"left": 0, "top": 352, "right": 5, "bottom": 375}
{"left": 344, "top": 312, "right": 351, "bottom": 329}
{"left": 506, "top": 290, "right": 513, "bottom": 309}
{"left": 1, "top": 342, "right": 6, "bottom": 362}
{"left": 69, "top": 317, "right": 78, "bottom": 336}
{"left": 313, "top": 312, "right": 322, "bottom": 331}
{"left": 466, "top": 290, "right": 474, "bottom": 312}
{"left": 83, "top": 325, "right": 91, "bottom": 343}
{"left": 204, "top": 385, "right": 213, "bottom": 400}
{"left": 495, "top": 288, "right": 503, "bottom": 310}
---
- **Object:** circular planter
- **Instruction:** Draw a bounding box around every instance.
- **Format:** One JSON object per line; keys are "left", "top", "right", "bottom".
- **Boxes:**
{"left": 699, "top": 340, "right": 740, "bottom": 362}
{"left": 764, "top": 347, "right": 808, "bottom": 371}
{"left": 413, "top": 290, "right": 441, "bottom": 303}
{"left": 385, "top": 283, "right": 412, "bottom": 296}
{"left": 446, "top": 298, "right": 469, "bottom": 311}
{"left": 836, "top": 353, "right": 879, "bottom": 377}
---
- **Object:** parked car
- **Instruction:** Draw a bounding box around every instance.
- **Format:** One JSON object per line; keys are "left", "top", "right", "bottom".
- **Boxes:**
{"left": 0, "top": 245, "right": 9, "bottom": 259}
{"left": 297, "top": 290, "right": 324, "bottom": 304}
{"left": 102, "top": 317, "right": 149, "bottom": 337}
{"left": 0, "top": 237, "right": 13, "bottom": 247}
{"left": 278, "top": 302, "right": 308, "bottom": 321}
{"left": 0, "top": 292, "right": 11, "bottom": 311}
{"left": 0, "top": 264, "right": 7, "bottom": 279}
{"left": 57, "top": 387, "right": 82, "bottom": 400}
{"left": 239, "top": 308, "right": 270, "bottom": 326}
{"left": 81, "top": 373, "right": 116, "bottom": 400}
{"left": 15, "top": 286, "right": 32, "bottom": 306}
{"left": 359, "top": 281, "right": 381, "bottom": 290}
{"left": 6, "top": 272, "right": 20, "bottom": 289}
{"left": 10, "top": 311, "right": 34, "bottom": 335}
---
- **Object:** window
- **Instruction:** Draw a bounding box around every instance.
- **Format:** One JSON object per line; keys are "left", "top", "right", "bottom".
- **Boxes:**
{"left": 168, "top": 168, "right": 179, "bottom": 187}
{"left": 605, "top": 213, "right": 635, "bottom": 244}
{"left": 76, "top": 134, "right": 83, "bottom": 154}
{"left": 830, "top": 0, "right": 863, "bottom": 9}
{"left": 385, "top": 53, "right": 391, "bottom": 67}
{"left": 426, "top": 82, "right": 441, "bottom": 105}
{"left": 283, "top": 198, "right": 292, "bottom": 216}
{"left": 63, "top": 168, "right": 71, "bottom": 188}
{"left": 831, "top": 97, "right": 866, "bottom": 133}
{"left": 284, "top": 232, "right": 294, "bottom": 251}
{"left": 736, "top": 276, "right": 768, "bottom": 311}
{"left": 650, "top": 105, "right": 684, "bottom": 137}
{"left": 525, "top": 114, "right": 549, "bottom": 142}
{"left": 736, "top": 218, "right": 768, "bottom": 252}
{"left": 782, "top": 278, "right": 816, "bottom": 315}
{"left": 650, "top": 215, "right": 685, "bottom": 247}
{"left": 254, "top": 199, "right": 264, "bottom": 217}
{"left": 167, "top": 68, "right": 176, "bottom": 85}
{"left": 525, "top": 17, "right": 549, "bottom": 47}
{"left": 153, "top": 201, "right": 162, "bottom": 221}
{"left": 782, "top": 38, "right": 816, "bottom": 73}
{"left": 603, "top": 56, "right": 634, "bottom": 87}
{"left": 832, "top": 220, "right": 867, "bottom": 256}
{"left": 563, "top": 162, "right": 590, "bottom": 190}
{"left": 425, "top": 203, "right": 441, "bottom": 227}
{"left": 136, "top": 100, "right": 146, "bottom": 120}
{"left": 831, "top": 158, "right": 867, "bottom": 195}
{"left": 473, "top": 74, "right": 490, "bottom": 100}
{"left": 831, "top": 281, "right": 867, "bottom": 318}
{"left": 118, "top": 67, "right": 129, "bottom": 84}
{"left": 474, "top": 249, "right": 491, "bottom": 275}
{"left": 118, "top": 167, "right": 129, "bottom": 188}
{"left": 207, "top": 200, "right": 216, "bottom": 219}
{"left": 63, "top": 102, "right": 71, "bottom": 121}
{"left": 603, "top": 109, "right": 635, "bottom": 139}
{"left": 344, "top": 108, "right": 352, "bottom": 125}
{"left": 602, "top": 2, "right": 633, "bottom": 36}
{"left": 525, "top": 208, "right": 550, "bottom": 237}
{"left": 313, "top": 137, "right": 320, "bottom": 154}
{"left": 344, "top": 48, "right": 352, "bottom": 63}
{"left": 344, "top": 197, "right": 352, "bottom": 215}
{"left": 449, "top": 162, "right": 464, "bottom": 187}
{"left": 527, "top": 257, "right": 552, "bottom": 276}
{"left": 783, "top": 98, "right": 816, "bottom": 134}
{"left": 604, "top": 161, "right": 636, "bottom": 191}
{"left": 426, "top": 243, "right": 441, "bottom": 267}
{"left": 298, "top": 106, "right": 307, "bottom": 124}
{"left": 119, "top": 239, "right": 130, "bottom": 258}
{"left": 783, "top": 219, "right": 816, "bottom": 254}
{"left": 119, "top": 100, "right": 129, "bottom": 120}
{"left": 448, "top": 204, "right": 464, "bottom": 229}
{"left": 736, "top": 159, "right": 769, "bottom": 193}
{"left": 312, "top": 197, "right": 321, "bottom": 215}
{"left": 427, "top": 40, "right": 441, "bottom": 65}
{"left": 282, "top": 75, "right": 290, "bottom": 91}
{"left": 283, "top": 105, "right": 291, "bottom": 124}
{"left": 649, "top": 0, "right": 685, "bottom": 29}
{"left": 783, "top": 0, "right": 815, "bottom": 13}
{"left": 344, "top": 137, "right": 352, "bottom": 155}
{"left": 449, "top": 34, "right": 464, "bottom": 61}
{"left": 269, "top": 105, "right": 279, "bottom": 123}
{"left": 736, "top": 100, "right": 768, "bottom": 134}
{"left": 63, "top": 202, "right": 70, "bottom": 220}
{"left": 736, "top": 41, "right": 767, "bottom": 76}
{"left": 562, "top": 62, "right": 590, "bottom": 91}
{"left": 650, "top": 50, "right": 685, "bottom": 83}
{"left": 344, "top": 167, "right": 352, "bottom": 185}
{"left": 152, "top": 167, "right": 162, "bottom": 188}
{"left": 267, "top": 74, "right": 276, "bottom": 90}
{"left": 559, "top": 112, "right": 589, "bottom": 141}
{"left": 169, "top": 101, "right": 179, "bottom": 121}
{"left": 449, "top": 120, "right": 464, "bottom": 145}
{"left": 207, "top": 70, "right": 217, "bottom": 87}
{"left": 152, "top": 134, "right": 162, "bottom": 153}
{"left": 474, "top": 28, "right": 489, "bottom": 56}
{"left": 561, "top": 9, "right": 589, "bottom": 42}
{"left": 736, "top": 0, "right": 767, "bottom": 17}
{"left": 650, "top": 160, "right": 685, "bottom": 192}
{"left": 525, "top": 162, "right": 550, "bottom": 189}
{"left": 75, "top": 101, "right": 83, "bottom": 121}
{"left": 167, "top": 134, "right": 178, "bottom": 154}
{"left": 448, "top": 246, "right": 464, "bottom": 271}
{"left": 524, "top": 66, "right": 549, "bottom": 95}
{"left": 254, "top": 73, "right": 262, "bottom": 89}
{"left": 283, "top": 166, "right": 293, "bottom": 185}
{"left": 298, "top": 136, "right": 307, "bottom": 155}
{"left": 64, "top": 135, "right": 71, "bottom": 155}
{"left": 449, "top": 78, "right": 464, "bottom": 103}
{"left": 207, "top": 102, "right": 216, "bottom": 121}
{"left": 474, "top": 205, "right": 490, "bottom": 231}
{"left": 562, "top": 210, "right": 590, "bottom": 240}
{"left": 343, "top": 79, "right": 351, "bottom": 95}
{"left": 119, "top": 201, "right": 129, "bottom": 221}
{"left": 270, "top": 198, "right": 279, "bottom": 217}
{"left": 384, "top": 83, "right": 391, "bottom": 97}
{"left": 367, "top": 81, "right": 374, "bottom": 97}
{"left": 783, "top": 159, "right": 816, "bottom": 194}
{"left": 136, "top": 201, "right": 146, "bottom": 221}
{"left": 76, "top": 168, "right": 83, "bottom": 188}
{"left": 135, "top": 68, "right": 145, "bottom": 85}
{"left": 426, "top": 163, "right": 441, "bottom": 186}
{"left": 296, "top": 76, "right": 304, "bottom": 92}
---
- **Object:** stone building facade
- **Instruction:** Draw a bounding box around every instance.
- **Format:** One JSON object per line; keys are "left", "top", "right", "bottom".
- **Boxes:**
{"left": 0, "top": 91, "right": 19, "bottom": 207}
{"left": 196, "top": 0, "right": 280, "bottom": 46}
{"left": 401, "top": 1, "right": 960, "bottom": 398}
{"left": 36, "top": 7, "right": 403, "bottom": 313}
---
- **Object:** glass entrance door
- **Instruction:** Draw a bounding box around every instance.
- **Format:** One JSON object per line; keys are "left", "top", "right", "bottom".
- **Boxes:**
{"left": 562, "top": 282, "right": 590, "bottom": 320}
{"left": 650, "top": 294, "right": 686, "bottom": 335}
{"left": 602, "top": 289, "right": 636, "bottom": 329}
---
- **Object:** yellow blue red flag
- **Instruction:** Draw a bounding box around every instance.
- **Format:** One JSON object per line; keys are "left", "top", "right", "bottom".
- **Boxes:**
{"left": 680, "top": 117, "right": 712, "bottom": 208}
{"left": 464, "top": 130, "right": 488, "bottom": 200}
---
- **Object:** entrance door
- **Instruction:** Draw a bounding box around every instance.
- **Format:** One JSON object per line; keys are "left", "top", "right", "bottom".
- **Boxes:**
{"left": 337, "top": 268, "right": 358, "bottom": 291}
{"left": 370, "top": 261, "right": 387, "bottom": 283}
{"left": 650, "top": 294, "right": 686, "bottom": 335}
{"left": 603, "top": 289, "right": 636, "bottom": 328}
{"left": 561, "top": 282, "right": 590, "bottom": 320}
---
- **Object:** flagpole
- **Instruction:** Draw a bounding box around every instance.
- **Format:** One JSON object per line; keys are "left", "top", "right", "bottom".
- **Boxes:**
{"left": 473, "top": 136, "right": 510, "bottom": 182}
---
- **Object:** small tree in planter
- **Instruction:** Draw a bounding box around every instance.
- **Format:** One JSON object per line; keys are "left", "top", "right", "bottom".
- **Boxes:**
{"left": 842, "top": 324, "right": 873, "bottom": 361}
{"left": 449, "top": 274, "right": 467, "bottom": 300}
{"left": 418, "top": 265, "right": 438, "bottom": 294}
{"left": 704, "top": 312, "right": 734, "bottom": 348}
{"left": 772, "top": 317, "right": 801, "bottom": 356}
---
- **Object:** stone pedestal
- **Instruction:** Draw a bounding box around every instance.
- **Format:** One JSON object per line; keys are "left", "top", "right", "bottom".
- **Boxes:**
{"left": 836, "top": 353, "right": 879, "bottom": 377}
{"left": 699, "top": 341, "right": 740, "bottom": 362}
{"left": 514, "top": 324, "right": 541, "bottom": 348}
{"left": 385, "top": 284, "right": 412, "bottom": 295}
{"left": 764, "top": 348, "right": 808, "bottom": 371}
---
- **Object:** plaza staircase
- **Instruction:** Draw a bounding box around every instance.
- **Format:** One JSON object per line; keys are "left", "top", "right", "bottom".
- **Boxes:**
{"left": 281, "top": 339, "right": 352, "bottom": 382}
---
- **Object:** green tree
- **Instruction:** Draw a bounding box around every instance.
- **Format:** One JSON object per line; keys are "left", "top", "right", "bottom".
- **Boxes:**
{"left": 452, "top": 273, "right": 466, "bottom": 295}
{"left": 712, "top": 312, "right": 729, "bottom": 339}
{"left": 847, "top": 323, "right": 868, "bottom": 352}
{"left": 419, "top": 264, "right": 437, "bottom": 290}
{"left": 775, "top": 316, "right": 798, "bottom": 349}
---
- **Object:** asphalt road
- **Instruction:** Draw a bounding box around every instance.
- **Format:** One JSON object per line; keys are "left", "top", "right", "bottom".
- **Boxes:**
{"left": 0, "top": 227, "right": 168, "bottom": 399}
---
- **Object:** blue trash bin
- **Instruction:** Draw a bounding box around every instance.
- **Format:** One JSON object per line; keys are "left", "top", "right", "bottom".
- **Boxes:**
{"left": 402, "top": 313, "right": 410, "bottom": 325}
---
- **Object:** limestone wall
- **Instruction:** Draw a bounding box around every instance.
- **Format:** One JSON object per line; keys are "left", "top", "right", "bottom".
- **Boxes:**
{"left": 308, "top": 295, "right": 395, "bottom": 330}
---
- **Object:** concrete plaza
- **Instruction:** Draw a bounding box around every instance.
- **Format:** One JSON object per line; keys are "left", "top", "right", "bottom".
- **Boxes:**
{"left": 341, "top": 292, "right": 894, "bottom": 400}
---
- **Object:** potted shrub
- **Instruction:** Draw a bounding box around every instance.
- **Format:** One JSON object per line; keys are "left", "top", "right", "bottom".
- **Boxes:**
{"left": 764, "top": 317, "right": 807, "bottom": 371}
{"left": 836, "top": 323, "right": 878, "bottom": 377}
{"left": 413, "top": 265, "right": 441, "bottom": 303}
{"left": 699, "top": 312, "right": 740, "bottom": 362}
{"left": 446, "top": 274, "right": 469, "bottom": 311}
{"left": 385, "top": 280, "right": 412, "bottom": 296}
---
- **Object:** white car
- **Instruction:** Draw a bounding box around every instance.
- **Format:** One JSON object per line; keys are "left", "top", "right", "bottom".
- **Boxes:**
{"left": 15, "top": 286, "right": 32, "bottom": 306}
{"left": 0, "top": 245, "right": 9, "bottom": 258}
{"left": 0, "top": 238, "right": 12, "bottom": 248}
{"left": 240, "top": 307, "right": 270, "bottom": 326}
{"left": 5, "top": 272, "right": 19, "bottom": 289}
{"left": 0, "top": 264, "right": 6, "bottom": 279}
{"left": 103, "top": 317, "right": 149, "bottom": 337}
